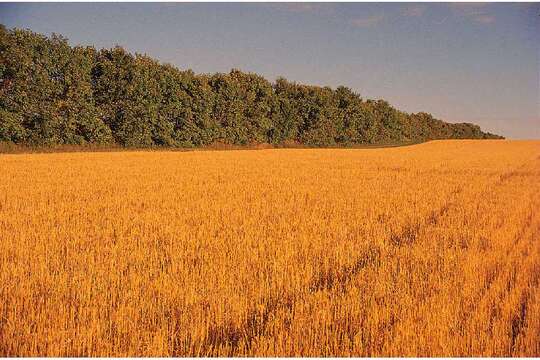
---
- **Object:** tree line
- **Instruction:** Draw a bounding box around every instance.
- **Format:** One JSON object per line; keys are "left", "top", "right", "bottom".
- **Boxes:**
{"left": 0, "top": 25, "right": 503, "bottom": 148}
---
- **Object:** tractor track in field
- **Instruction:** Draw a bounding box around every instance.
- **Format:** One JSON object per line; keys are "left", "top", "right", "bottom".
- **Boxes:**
{"left": 176, "top": 186, "right": 472, "bottom": 355}
{"left": 174, "top": 157, "right": 540, "bottom": 356}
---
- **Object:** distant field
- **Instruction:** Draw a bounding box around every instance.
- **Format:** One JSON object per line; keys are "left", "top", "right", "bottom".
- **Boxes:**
{"left": 0, "top": 140, "right": 539, "bottom": 356}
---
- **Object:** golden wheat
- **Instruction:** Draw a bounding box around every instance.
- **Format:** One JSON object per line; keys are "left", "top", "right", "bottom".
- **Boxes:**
{"left": 0, "top": 140, "right": 539, "bottom": 356}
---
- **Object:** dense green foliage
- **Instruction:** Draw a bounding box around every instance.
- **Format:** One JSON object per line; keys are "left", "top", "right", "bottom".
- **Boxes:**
{"left": 0, "top": 25, "right": 503, "bottom": 147}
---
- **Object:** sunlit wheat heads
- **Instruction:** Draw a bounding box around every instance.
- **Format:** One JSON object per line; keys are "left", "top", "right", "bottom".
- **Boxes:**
{"left": 0, "top": 140, "right": 539, "bottom": 356}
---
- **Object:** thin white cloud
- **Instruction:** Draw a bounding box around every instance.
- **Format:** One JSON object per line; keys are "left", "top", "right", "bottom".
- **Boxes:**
{"left": 402, "top": 5, "right": 427, "bottom": 18}
{"left": 450, "top": 3, "right": 489, "bottom": 15}
{"left": 350, "top": 15, "right": 385, "bottom": 28}
{"left": 449, "top": 3, "right": 496, "bottom": 25}
{"left": 269, "top": 3, "right": 334, "bottom": 14}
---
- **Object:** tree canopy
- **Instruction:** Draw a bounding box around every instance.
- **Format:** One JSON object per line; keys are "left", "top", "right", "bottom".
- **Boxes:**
{"left": 0, "top": 25, "right": 503, "bottom": 147}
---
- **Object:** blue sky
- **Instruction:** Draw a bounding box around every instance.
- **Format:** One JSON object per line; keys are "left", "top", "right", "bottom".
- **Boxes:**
{"left": 1, "top": 2, "right": 538, "bottom": 138}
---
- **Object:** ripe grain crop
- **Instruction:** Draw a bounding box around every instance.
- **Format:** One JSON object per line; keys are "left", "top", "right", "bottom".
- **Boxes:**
{"left": 0, "top": 140, "right": 539, "bottom": 356}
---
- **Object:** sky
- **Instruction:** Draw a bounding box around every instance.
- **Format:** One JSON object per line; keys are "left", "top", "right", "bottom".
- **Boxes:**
{"left": 0, "top": 2, "right": 538, "bottom": 139}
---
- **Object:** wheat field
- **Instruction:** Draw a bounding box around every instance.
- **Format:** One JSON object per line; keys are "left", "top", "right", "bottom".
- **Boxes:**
{"left": 0, "top": 140, "right": 539, "bottom": 356}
